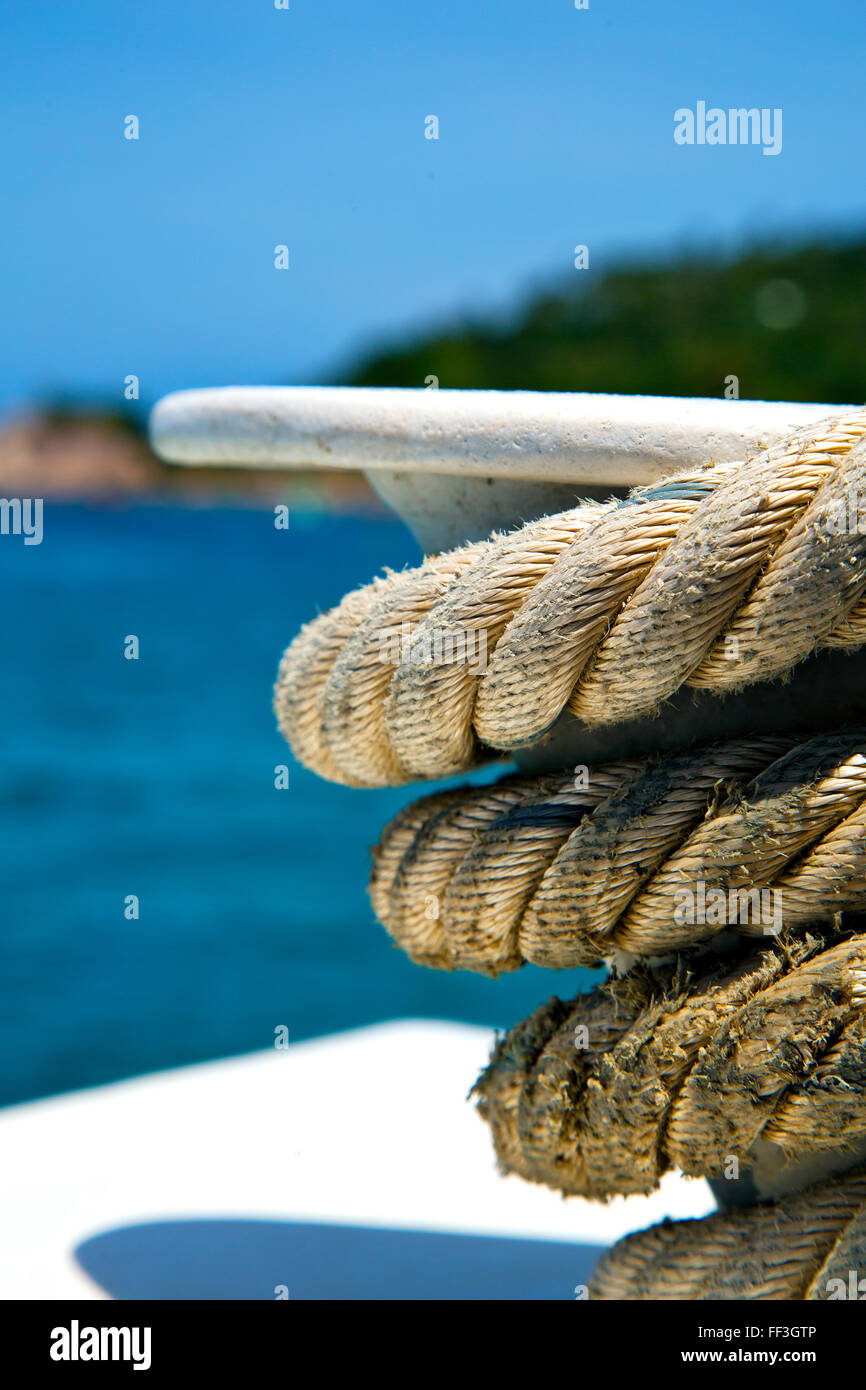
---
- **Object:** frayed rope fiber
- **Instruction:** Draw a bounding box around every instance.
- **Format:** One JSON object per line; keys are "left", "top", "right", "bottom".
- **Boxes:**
{"left": 473, "top": 930, "right": 866, "bottom": 1201}
{"left": 276, "top": 413, "right": 866, "bottom": 787}
{"left": 369, "top": 729, "right": 866, "bottom": 973}
{"left": 589, "top": 1162, "right": 866, "bottom": 1300}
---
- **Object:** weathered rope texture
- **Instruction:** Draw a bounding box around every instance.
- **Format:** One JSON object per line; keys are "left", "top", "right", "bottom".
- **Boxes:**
{"left": 589, "top": 1163, "right": 866, "bottom": 1300}
{"left": 473, "top": 931, "right": 866, "bottom": 1200}
{"left": 370, "top": 729, "right": 866, "bottom": 973}
{"left": 276, "top": 413, "right": 866, "bottom": 787}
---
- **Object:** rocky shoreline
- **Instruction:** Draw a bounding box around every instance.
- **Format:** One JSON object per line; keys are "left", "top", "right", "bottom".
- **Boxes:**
{"left": 0, "top": 411, "right": 385, "bottom": 513}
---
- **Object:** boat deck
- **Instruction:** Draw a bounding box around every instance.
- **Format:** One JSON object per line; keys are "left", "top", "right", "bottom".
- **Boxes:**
{"left": 0, "top": 1021, "right": 713, "bottom": 1299}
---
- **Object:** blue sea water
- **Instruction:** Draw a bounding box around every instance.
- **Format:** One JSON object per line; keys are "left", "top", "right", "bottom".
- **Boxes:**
{"left": 0, "top": 503, "right": 599, "bottom": 1108}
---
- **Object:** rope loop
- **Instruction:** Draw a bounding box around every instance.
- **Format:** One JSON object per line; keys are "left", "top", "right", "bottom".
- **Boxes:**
{"left": 590, "top": 1162, "right": 866, "bottom": 1300}
{"left": 276, "top": 413, "right": 866, "bottom": 787}
{"left": 370, "top": 730, "right": 866, "bottom": 973}
{"left": 473, "top": 930, "right": 866, "bottom": 1200}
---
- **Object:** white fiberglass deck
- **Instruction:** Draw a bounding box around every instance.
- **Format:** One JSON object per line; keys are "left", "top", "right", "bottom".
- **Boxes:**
{"left": 0, "top": 1021, "right": 713, "bottom": 1300}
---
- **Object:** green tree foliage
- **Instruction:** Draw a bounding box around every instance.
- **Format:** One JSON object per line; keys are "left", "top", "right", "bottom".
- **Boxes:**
{"left": 346, "top": 237, "right": 866, "bottom": 404}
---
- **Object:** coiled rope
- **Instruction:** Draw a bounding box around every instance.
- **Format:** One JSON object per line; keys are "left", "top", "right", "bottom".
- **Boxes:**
{"left": 473, "top": 930, "right": 866, "bottom": 1200}
{"left": 589, "top": 1161, "right": 866, "bottom": 1300}
{"left": 276, "top": 413, "right": 866, "bottom": 787}
{"left": 369, "top": 729, "right": 866, "bottom": 973}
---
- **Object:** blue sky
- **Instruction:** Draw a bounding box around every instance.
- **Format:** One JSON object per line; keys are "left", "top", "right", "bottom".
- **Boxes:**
{"left": 1, "top": 0, "right": 864, "bottom": 416}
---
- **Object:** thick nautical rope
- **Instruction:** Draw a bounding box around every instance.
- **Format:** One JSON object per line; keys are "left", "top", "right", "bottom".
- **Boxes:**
{"left": 369, "top": 729, "right": 866, "bottom": 974}
{"left": 589, "top": 1162, "right": 866, "bottom": 1300}
{"left": 276, "top": 413, "right": 866, "bottom": 787}
{"left": 473, "top": 930, "right": 866, "bottom": 1201}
